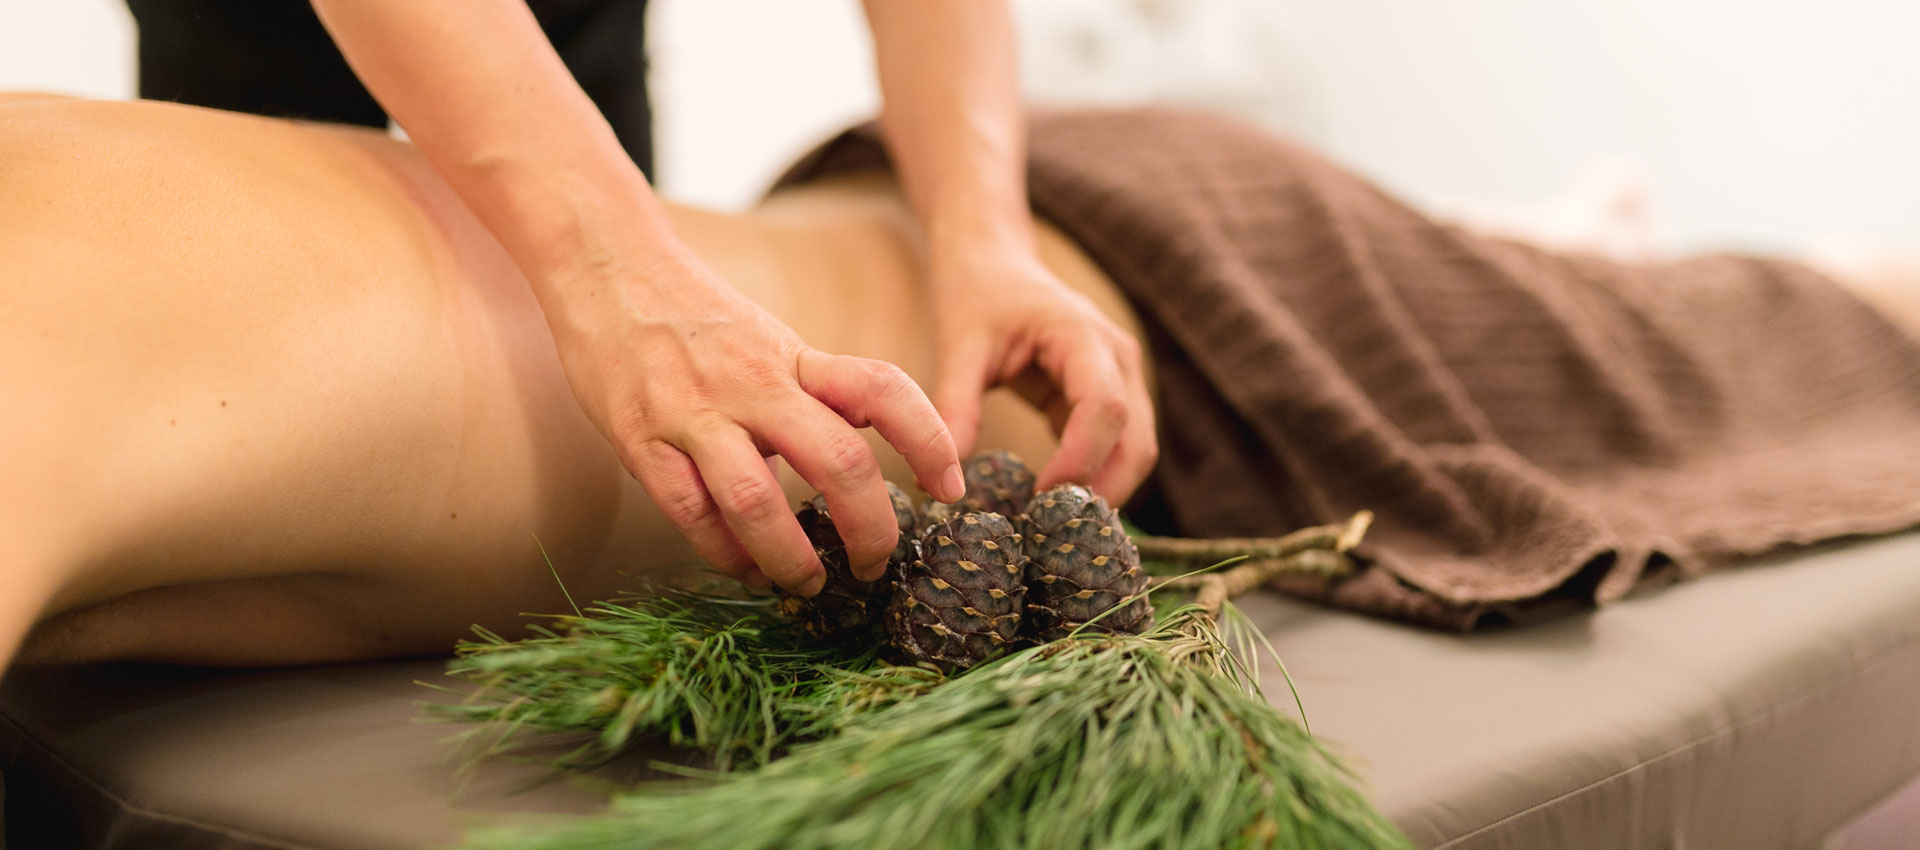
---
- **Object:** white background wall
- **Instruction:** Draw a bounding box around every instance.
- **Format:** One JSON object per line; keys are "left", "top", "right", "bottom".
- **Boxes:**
{"left": 2, "top": 0, "right": 1915, "bottom": 252}
{"left": 1281, "top": 0, "right": 1920, "bottom": 251}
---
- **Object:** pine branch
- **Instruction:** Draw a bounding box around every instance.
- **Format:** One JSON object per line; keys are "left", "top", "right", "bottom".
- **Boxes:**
{"left": 457, "top": 609, "right": 1413, "bottom": 850}
{"left": 1190, "top": 549, "right": 1358, "bottom": 616}
{"left": 432, "top": 512, "right": 1410, "bottom": 850}
{"left": 428, "top": 591, "right": 890, "bottom": 771}
{"left": 1144, "top": 511, "right": 1372, "bottom": 615}
{"left": 1133, "top": 511, "right": 1373, "bottom": 564}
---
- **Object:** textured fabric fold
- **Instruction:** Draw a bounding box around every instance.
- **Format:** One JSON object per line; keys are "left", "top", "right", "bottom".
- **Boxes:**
{"left": 776, "top": 108, "right": 1920, "bottom": 630}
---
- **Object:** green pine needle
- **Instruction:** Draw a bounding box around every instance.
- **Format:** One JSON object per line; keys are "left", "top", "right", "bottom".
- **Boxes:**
{"left": 534, "top": 533, "right": 584, "bottom": 620}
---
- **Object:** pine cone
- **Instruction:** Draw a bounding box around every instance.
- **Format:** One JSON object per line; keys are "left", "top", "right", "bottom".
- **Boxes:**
{"left": 885, "top": 480, "right": 921, "bottom": 564}
{"left": 886, "top": 511, "right": 1027, "bottom": 670}
{"left": 1019, "top": 484, "right": 1152, "bottom": 642}
{"left": 777, "top": 482, "right": 919, "bottom": 644}
{"left": 955, "top": 450, "right": 1036, "bottom": 519}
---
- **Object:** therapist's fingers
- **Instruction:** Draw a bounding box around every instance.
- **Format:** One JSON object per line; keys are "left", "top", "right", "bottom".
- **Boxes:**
{"left": 1086, "top": 335, "right": 1158, "bottom": 503}
{"left": 1034, "top": 330, "right": 1132, "bottom": 492}
{"left": 625, "top": 437, "right": 763, "bottom": 584}
{"left": 685, "top": 427, "right": 824, "bottom": 596}
{"left": 796, "top": 349, "right": 965, "bottom": 506}
{"left": 758, "top": 392, "right": 900, "bottom": 582}
{"left": 929, "top": 334, "right": 996, "bottom": 462}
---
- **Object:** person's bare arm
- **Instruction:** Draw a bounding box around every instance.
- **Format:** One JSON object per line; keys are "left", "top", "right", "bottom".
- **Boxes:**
{"left": 308, "top": 1, "right": 963, "bottom": 592}
{"left": 861, "top": 0, "right": 1157, "bottom": 501}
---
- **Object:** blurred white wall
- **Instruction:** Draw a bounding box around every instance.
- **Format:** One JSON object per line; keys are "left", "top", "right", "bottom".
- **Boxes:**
{"left": 647, "top": 0, "right": 876, "bottom": 210}
{"left": 1277, "top": 0, "right": 1920, "bottom": 251}
{"left": 1, "top": 0, "right": 1915, "bottom": 251}
{"left": 0, "top": 0, "right": 135, "bottom": 98}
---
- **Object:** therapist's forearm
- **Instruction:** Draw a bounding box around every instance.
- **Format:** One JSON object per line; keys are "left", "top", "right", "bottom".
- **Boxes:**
{"left": 309, "top": 0, "right": 681, "bottom": 320}
{"left": 861, "top": 0, "right": 1033, "bottom": 260}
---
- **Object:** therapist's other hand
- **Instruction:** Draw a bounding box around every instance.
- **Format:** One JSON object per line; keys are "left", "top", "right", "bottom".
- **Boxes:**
{"left": 546, "top": 250, "right": 964, "bottom": 595}
{"left": 928, "top": 249, "right": 1157, "bottom": 504}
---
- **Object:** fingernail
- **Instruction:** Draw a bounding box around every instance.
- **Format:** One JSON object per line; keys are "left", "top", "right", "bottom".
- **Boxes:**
{"left": 941, "top": 463, "right": 966, "bottom": 503}
{"left": 800, "top": 571, "right": 827, "bottom": 598}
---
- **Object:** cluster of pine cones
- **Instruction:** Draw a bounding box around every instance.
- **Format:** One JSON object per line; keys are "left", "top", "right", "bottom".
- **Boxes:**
{"left": 776, "top": 451, "right": 1153, "bottom": 670}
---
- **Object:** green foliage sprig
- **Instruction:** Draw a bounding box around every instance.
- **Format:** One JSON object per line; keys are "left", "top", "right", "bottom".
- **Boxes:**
{"left": 450, "top": 602, "right": 1408, "bottom": 850}
{"left": 431, "top": 514, "right": 1409, "bottom": 849}
{"left": 427, "top": 590, "right": 881, "bottom": 771}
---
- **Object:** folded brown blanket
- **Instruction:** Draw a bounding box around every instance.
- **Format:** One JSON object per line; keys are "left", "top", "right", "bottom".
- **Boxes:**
{"left": 778, "top": 108, "right": 1920, "bottom": 630}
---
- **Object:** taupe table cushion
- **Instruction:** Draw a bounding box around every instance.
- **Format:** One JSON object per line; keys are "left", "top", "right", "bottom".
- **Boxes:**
{"left": 6, "top": 533, "right": 1920, "bottom": 849}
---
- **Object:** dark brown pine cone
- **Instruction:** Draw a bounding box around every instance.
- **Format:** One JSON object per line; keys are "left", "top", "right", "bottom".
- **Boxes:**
{"left": 886, "top": 511, "right": 1027, "bottom": 670}
{"left": 954, "top": 449, "right": 1036, "bottom": 519}
{"left": 1019, "top": 483, "right": 1152, "bottom": 642}
{"left": 776, "top": 482, "right": 919, "bottom": 644}
{"left": 885, "top": 480, "right": 921, "bottom": 564}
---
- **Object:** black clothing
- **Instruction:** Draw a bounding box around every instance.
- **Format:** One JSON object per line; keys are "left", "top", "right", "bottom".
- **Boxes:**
{"left": 124, "top": 0, "right": 655, "bottom": 177}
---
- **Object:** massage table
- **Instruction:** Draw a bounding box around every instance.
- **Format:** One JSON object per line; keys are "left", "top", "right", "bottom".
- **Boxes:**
{"left": 5, "top": 532, "right": 1920, "bottom": 850}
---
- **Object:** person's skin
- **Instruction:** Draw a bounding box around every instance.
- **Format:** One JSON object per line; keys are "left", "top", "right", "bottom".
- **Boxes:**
{"left": 0, "top": 96, "right": 1143, "bottom": 670}
{"left": 304, "top": 0, "right": 1155, "bottom": 600}
{"left": 8, "top": 96, "right": 1917, "bottom": 672}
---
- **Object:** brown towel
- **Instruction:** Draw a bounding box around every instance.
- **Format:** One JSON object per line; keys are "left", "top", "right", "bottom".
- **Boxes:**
{"left": 777, "top": 108, "right": 1920, "bottom": 631}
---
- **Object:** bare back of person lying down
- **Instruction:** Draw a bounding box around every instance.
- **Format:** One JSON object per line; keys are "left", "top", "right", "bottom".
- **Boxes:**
{"left": 0, "top": 95, "right": 1138, "bottom": 668}
{"left": 6, "top": 95, "right": 1918, "bottom": 668}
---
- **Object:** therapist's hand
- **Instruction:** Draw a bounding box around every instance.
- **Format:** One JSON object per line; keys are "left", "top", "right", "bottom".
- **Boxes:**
{"left": 302, "top": 0, "right": 966, "bottom": 594}
{"left": 546, "top": 249, "right": 965, "bottom": 595}
{"left": 927, "top": 247, "right": 1157, "bottom": 504}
